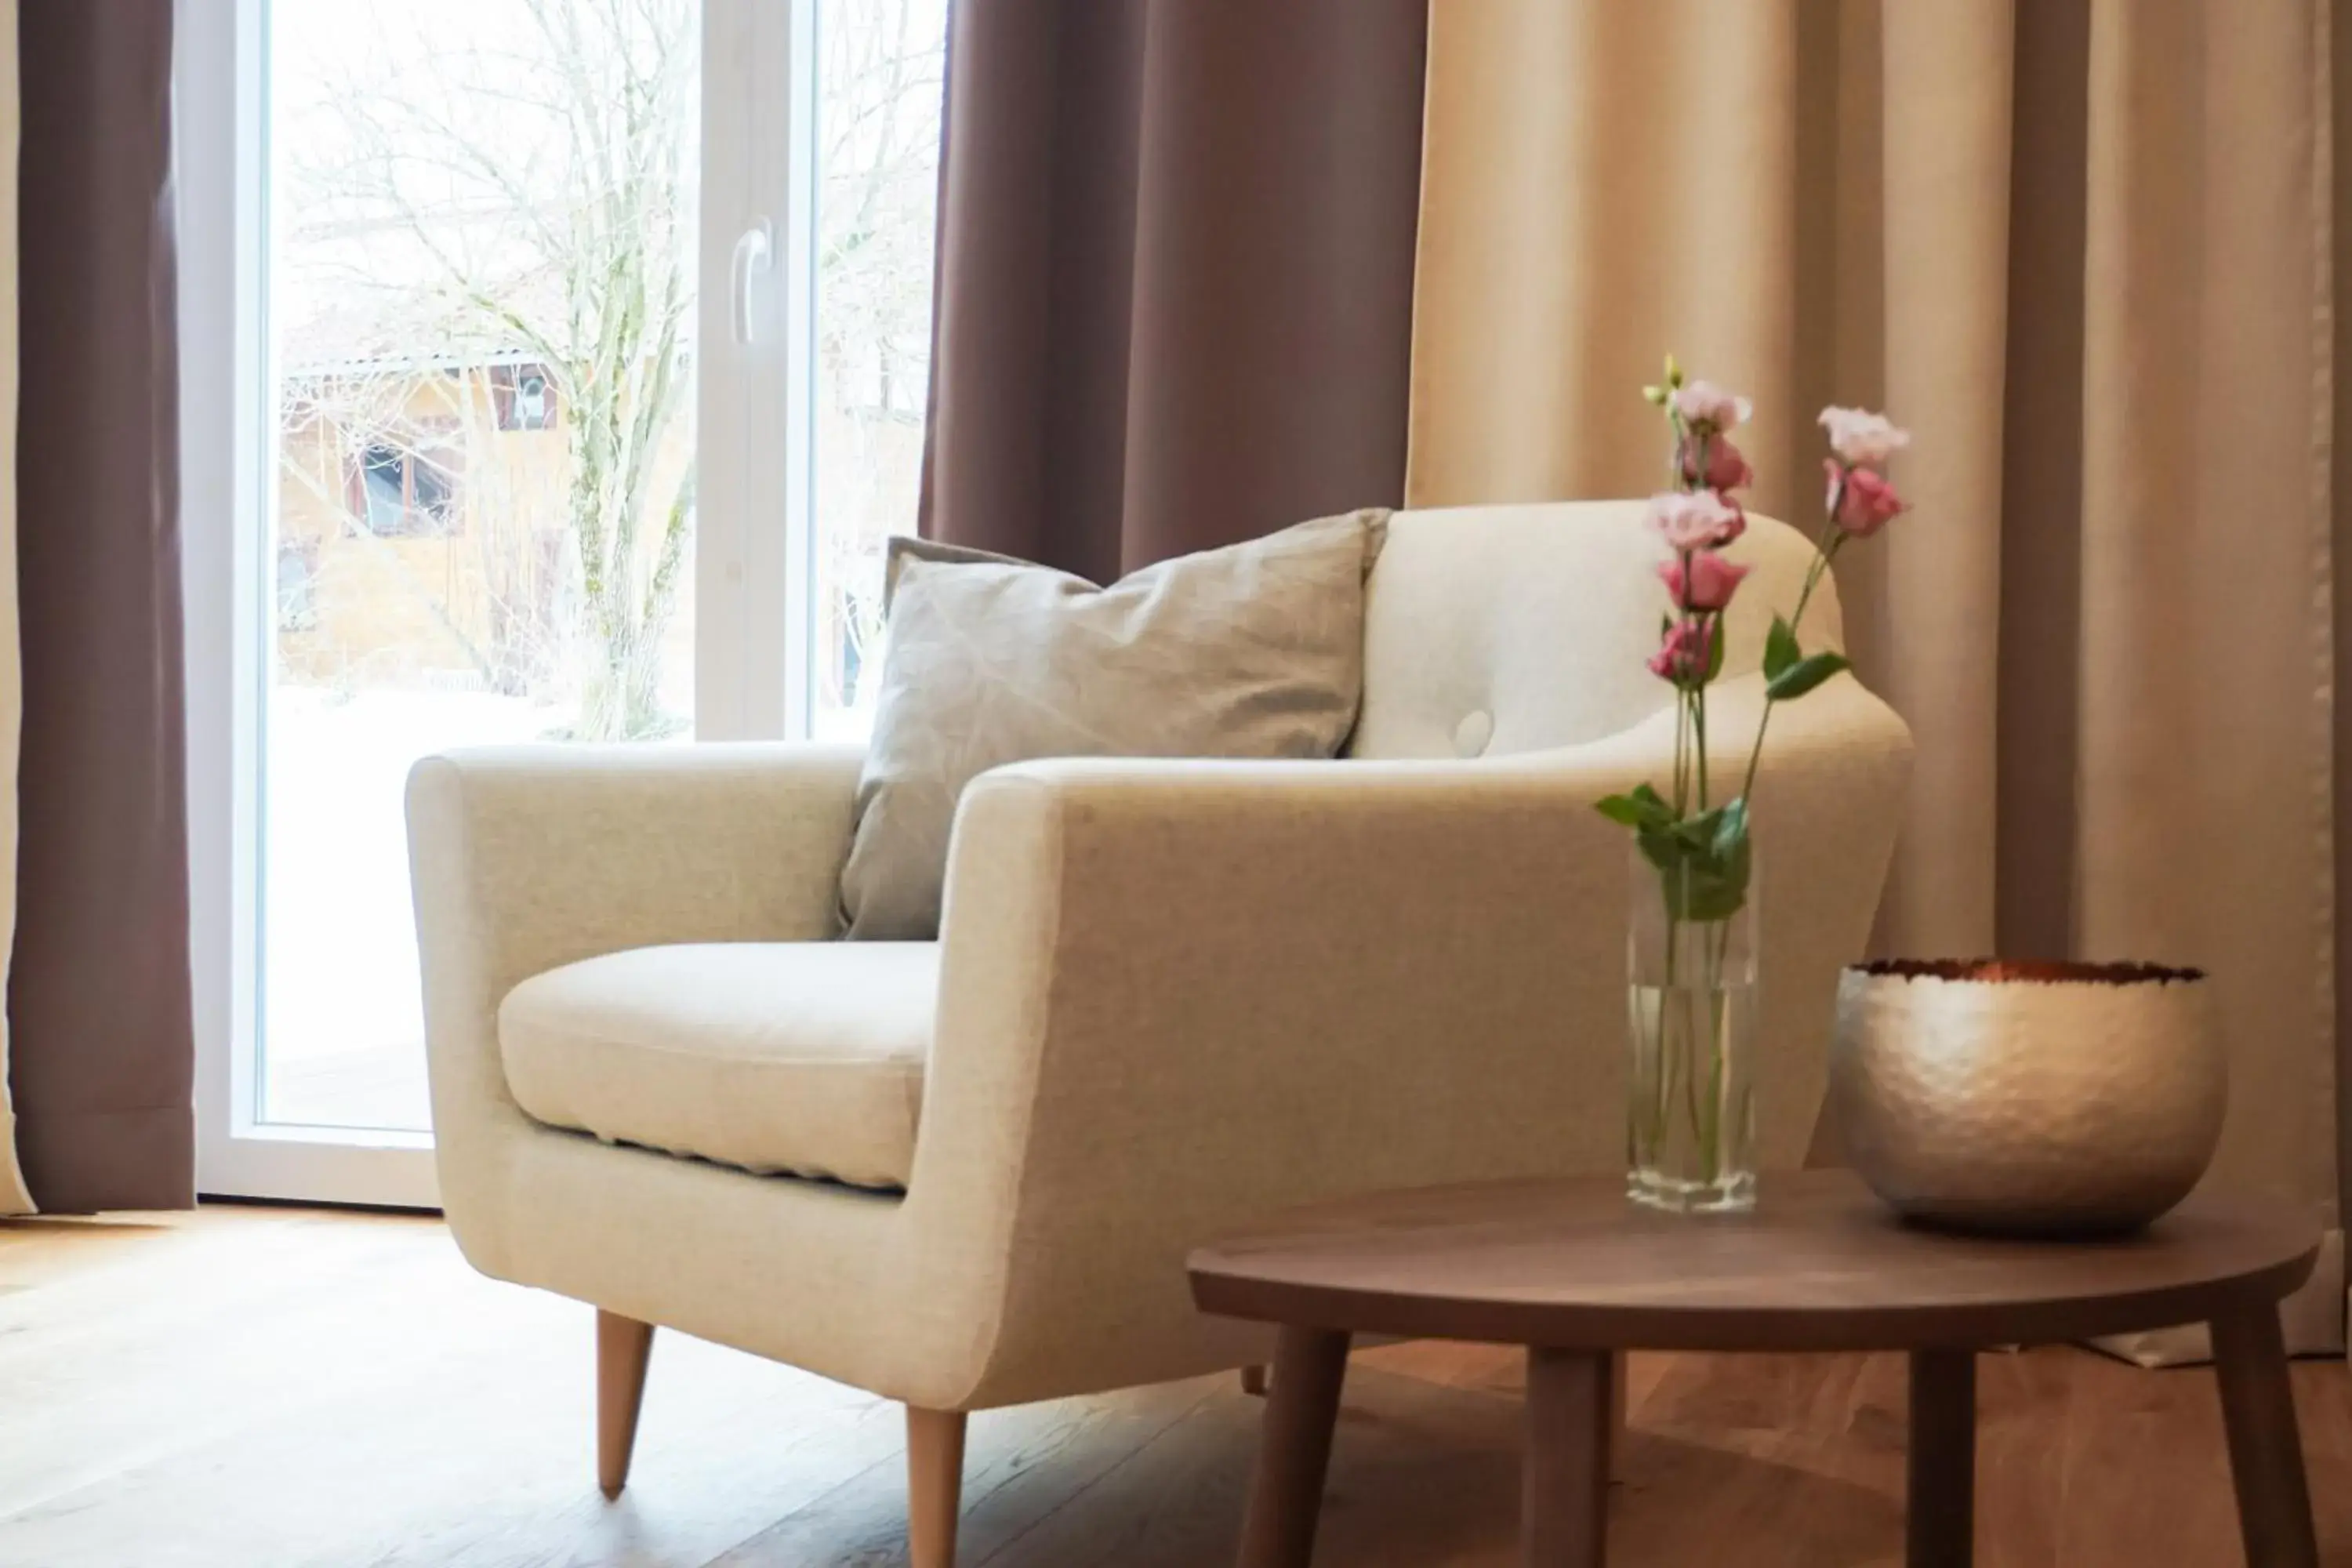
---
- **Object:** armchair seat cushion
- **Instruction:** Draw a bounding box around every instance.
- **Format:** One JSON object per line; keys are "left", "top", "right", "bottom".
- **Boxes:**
{"left": 498, "top": 942, "right": 935, "bottom": 1189}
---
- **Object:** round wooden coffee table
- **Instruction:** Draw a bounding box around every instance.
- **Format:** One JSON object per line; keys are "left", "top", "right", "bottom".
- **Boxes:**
{"left": 1188, "top": 1170, "right": 2320, "bottom": 1567}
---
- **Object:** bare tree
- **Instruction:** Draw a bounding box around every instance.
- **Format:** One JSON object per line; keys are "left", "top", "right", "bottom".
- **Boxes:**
{"left": 813, "top": 0, "right": 945, "bottom": 713}
{"left": 287, "top": 0, "right": 698, "bottom": 739}
{"left": 280, "top": 0, "right": 946, "bottom": 733}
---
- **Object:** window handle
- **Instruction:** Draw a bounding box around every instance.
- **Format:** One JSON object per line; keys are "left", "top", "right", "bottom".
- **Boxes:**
{"left": 731, "top": 220, "right": 774, "bottom": 347}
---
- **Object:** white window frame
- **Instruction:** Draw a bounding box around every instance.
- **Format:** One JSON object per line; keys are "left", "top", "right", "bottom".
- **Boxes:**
{"left": 698, "top": 0, "right": 818, "bottom": 742}
{"left": 179, "top": 0, "right": 813, "bottom": 1205}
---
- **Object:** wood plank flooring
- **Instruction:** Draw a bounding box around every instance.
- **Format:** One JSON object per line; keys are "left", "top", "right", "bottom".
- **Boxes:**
{"left": 2, "top": 1203, "right": 2347, "bottom": 1566}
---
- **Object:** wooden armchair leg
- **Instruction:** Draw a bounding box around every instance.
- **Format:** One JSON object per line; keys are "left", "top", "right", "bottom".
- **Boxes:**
{"left": 906, "top": 1405, "right": 968, "bottom": 1568}
{"left": 597, "top": 1310, "right": 656, "bottom": 1499}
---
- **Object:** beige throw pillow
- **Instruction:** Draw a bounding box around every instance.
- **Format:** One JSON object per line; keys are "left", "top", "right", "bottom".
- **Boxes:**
{"left": 840, "top": 509, "right": 1390, "bottom": 939}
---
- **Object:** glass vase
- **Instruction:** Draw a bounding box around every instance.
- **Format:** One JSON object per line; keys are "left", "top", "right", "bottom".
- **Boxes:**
{"left": 1627, "top": 839, "right": 1759, "bottom": 1213}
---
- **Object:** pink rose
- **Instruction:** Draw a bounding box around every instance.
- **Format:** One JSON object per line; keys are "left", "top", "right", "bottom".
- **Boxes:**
{"left": 1657, "top": 550, "right": 1750, "bottom": 612}
{"left": 1679, "top": 435, "right": 1753, "bottom": 493}
{"left": 1826, "top": 459, "right": 1907, "bottom": 536}
{"left": 1646, "top": 616, "right": 1715, "bottom": 686}
{"left": 1672, "top": 379, "right": 1752, "bottom": 433}
{"left": 1645, "top": 490, "right": 1742, "bottom": 552}
{"left": 1818, "top": 405, "right": 1910, "bottom": 467}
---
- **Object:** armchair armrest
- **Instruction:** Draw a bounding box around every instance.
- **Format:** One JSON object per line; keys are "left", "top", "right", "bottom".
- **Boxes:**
{"left": 405, "top": 742, "right": 862, "bottom": 1245}
{"left": 909, "top": 673, "right": 1910, "bottom": 1403}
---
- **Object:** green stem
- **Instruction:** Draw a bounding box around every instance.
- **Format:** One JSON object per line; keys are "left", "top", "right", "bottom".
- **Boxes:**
{"left": 1654, "top": 904, "right": 1681, "bottom": 1166}
{"left": 1737, "top": 528, "right": 1846, "bottom": 805}
{"left": 1700, "top": 920, "right": 1729, "bottom": 1182}
{"left": 1672, "top": 678, "right": 1690, "bottom": 816}
{"left": 1693, "top": 681, "right": 1711, "bottom": 812}
{"left": 1680, "top": 971, "right": 1705, "bottom": 1169}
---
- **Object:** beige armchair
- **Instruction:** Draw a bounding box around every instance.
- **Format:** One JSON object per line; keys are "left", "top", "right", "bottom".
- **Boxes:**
{"left": 405, "top": 500, "right": 1912, "bottom": 1566}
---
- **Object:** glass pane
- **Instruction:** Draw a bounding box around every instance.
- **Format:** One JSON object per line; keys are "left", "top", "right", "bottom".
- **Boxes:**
{"left": 810, "top": 0, "right": 947, "bottom": 740}
{"left": 263, "top": 0, "right": 702, "bottom": 1131}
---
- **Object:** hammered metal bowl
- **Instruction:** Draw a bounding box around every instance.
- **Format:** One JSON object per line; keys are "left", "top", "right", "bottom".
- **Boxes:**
{"left": 1828, "top": 960, "right": 2226, "bottom": 1236}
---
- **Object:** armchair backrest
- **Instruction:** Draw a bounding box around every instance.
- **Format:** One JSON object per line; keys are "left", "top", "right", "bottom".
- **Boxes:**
{"left": 1348, "top": 500, "right": 1841, "bottom": 760}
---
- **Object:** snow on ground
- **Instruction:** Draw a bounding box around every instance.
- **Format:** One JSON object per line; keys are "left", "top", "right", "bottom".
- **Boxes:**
{"left": 262, "top": 687, "right": 595, "bottom": 1130}
{"left": 258, "top": 683, "right": 870, "bottom": 1133}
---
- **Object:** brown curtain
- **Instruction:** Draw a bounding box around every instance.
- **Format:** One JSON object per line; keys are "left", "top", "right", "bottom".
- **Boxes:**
{"left": 0, "top": 0, "right": 22, "bottom": 1217}
{"left": 1410, "top": 0, "right": 2339, "bottom": 1354}
{"left": 9, "top": 0, "right": 191, "bottom": 1212}
{"left": 917, "top": 0, "right": 1428, "bottom": 580}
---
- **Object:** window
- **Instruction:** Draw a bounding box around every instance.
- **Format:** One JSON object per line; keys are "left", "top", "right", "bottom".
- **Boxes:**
{"left": 490, "top": 363, "right": 559, "bottom": 432}
{"left": 181, "top": 0, "right": 949, "bottom": 1203}
{"left": 808, "top": 0, "right": 947, "bottom": 736}
{"left": 345, "top": 435, "right": 462, "bottom": 537}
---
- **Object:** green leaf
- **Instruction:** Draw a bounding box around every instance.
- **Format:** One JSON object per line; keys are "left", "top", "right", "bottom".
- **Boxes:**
{"left": 1713, "top": 796, "right": 1749, "bottom": 862}
{"left": 1704, "top": 617, "right": 1726, "bottom": 683}
{"left": 1635, "top": 824, "right": 1684, "bottom": 876}
{"left": 1671, "top": 806, "right": 1723, "bottom": 851}
{"left": 1766, "top": 650, "right": 1851, "bottom": 702}
{"left": 1595, "top": 794, "right": 1646, "bottom": 827}
{"left": 1599, "top": 782, "right": 1679, "bottom": 832}
{"left": 1763, "top": 615, "right": 1800, "bottom": 682}
{"left": 1627, "top": 782, "right": 1674, "bottom": 821}
{"left": 1682, "top": 837, "right": 1751, "bottom": 920}
{"left": 1635, "top": 798, "right": 1756, "bottom": 924}
{"left": 1626, "top": 791, "right": 1763, "bottom": 921}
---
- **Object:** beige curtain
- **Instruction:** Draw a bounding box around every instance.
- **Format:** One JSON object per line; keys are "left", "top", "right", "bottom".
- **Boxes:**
{"left": 0, "top": 0, "right": 29, "bottom": 1218}
{"left": 1410, "top": 0, "right": 2339, "bottom": 1355}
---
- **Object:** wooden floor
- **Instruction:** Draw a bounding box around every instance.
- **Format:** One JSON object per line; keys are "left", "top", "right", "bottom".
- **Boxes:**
{"left": 2, "top": 1205, "right": 2348, "bottom": 1567}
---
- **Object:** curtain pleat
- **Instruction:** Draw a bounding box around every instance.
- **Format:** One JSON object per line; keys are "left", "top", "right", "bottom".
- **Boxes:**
{"left": 0, "top": 0, "right": 26, "bottom": 1218}
{"left": 1872, "top": 0, "right": 2014, "bottom": 956}
{"left": 919, "top": 0, "right": 1428, "bottom": 580}
{"left": 2334, "top": 0, "right": 2352, "bottom": 1306}
{"left": 9, "top": 0, "right": 191, "bottom": 1214}
{"left": 1409, "top": 0, "right": 2339, "bottom": 1355}
{"left": 1410, "top": 1, "right": 1806, "bottom": 515}
{"left": 2074, "top": 0, "right": 2332, "bottom": 1220}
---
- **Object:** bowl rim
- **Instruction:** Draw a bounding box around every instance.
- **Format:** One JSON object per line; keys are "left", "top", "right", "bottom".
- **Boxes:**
{"left": 1846, "top": 957, "right": 2205, "bottom": 985}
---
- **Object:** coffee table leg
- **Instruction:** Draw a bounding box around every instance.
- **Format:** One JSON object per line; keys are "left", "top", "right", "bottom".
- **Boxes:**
{"left": 2211, "top": 1302, "right": 2319, "bottom": 1568}
{"left": 1237, "top": 1326, "right": 1352, "bottom": 1568}
{"left": 1907, "top": 1350, "right": 1975, "bottom": 1568}
{"left": 1524, "top": 1347, "right": 1612, "bottom": 1566}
